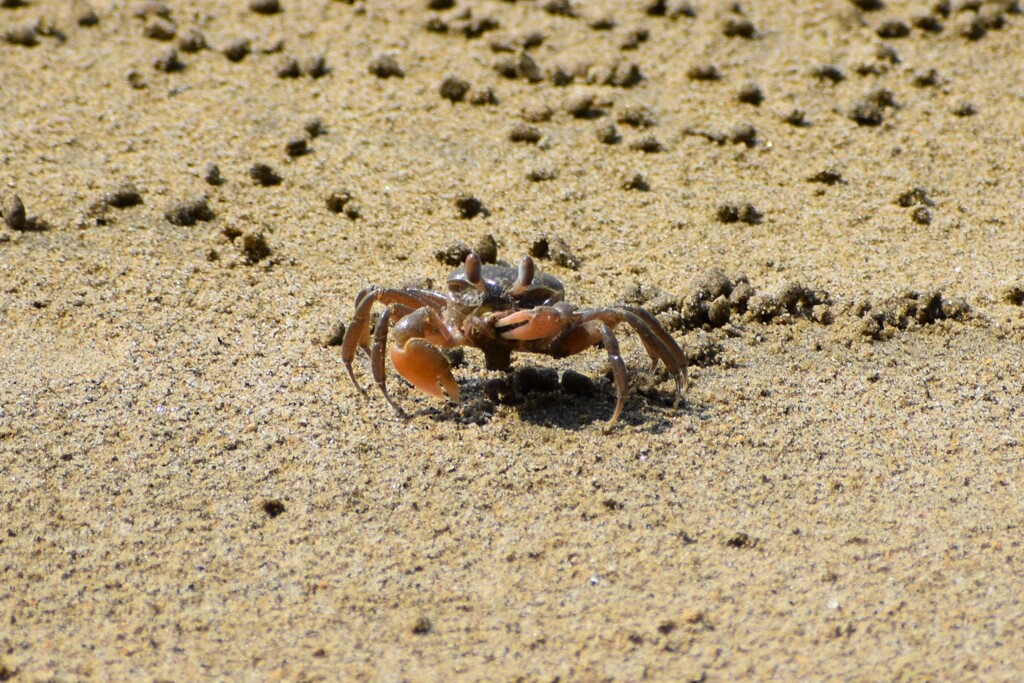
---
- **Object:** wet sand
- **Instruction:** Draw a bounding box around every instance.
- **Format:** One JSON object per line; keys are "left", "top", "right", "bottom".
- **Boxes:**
{"left": 2, "top": 0, "right": 1024, "bottom": 679}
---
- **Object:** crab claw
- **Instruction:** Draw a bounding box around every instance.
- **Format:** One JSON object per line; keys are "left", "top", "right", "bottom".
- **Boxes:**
{"left": 390, "top": 339, "right": 460, "bottom": 402}
{"left": 496, "top": 306, "right": 568, "bottom": 341}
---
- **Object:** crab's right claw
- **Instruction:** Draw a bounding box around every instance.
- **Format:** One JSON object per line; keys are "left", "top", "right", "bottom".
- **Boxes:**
{"left": 496, "top": 307, "right": 569, "bottom": 341}
{"left": 390, "top": 339, "right": 460, "bottom": 403}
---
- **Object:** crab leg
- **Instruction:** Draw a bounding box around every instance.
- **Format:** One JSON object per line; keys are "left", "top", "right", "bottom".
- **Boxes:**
{"left": 342, "top": 287, "right": 447, "bottom": 394}
{"left": 544, "top": 321, "right": 630, "bottom": 425}
{"left": 369, "top": 306, "right": 409, "bottom": 417}
{"left": 577, "top": 307, "right": 687, "bottom": 404}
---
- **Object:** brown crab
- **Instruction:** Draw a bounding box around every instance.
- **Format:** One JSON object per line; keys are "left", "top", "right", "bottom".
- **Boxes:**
{"left": 341, "top": 253, "right": 687, "bottom": 425}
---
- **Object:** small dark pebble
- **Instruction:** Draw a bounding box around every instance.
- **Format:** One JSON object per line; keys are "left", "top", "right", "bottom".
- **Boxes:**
{"left": 807, "top": 169, "right": 845, "bottom": 185}
{"left": 730, "top": 123, "right": 757, "bottom": 147}
{"left": 165, "top": 196, "right": 213, "bottom": 226}
{"left": 707, "top": 295, "right": 731, "bottom": 326}
{"left": 133, "top": 1, "right": 171, "bottom": 19}
{"left": 911, "top": 206, "right": 932, "bottom": 225}
{"left": 746, "top": 293, "right": 780, "bottom": 321}
{"left": 530, "top": 233, "right": 581, "bottom": 269}
{"left": 953, "top": 101, "right": 977, "bottom": 117}
{"left": 876, "top": 19, "right": 910, "bottom": 37}
{"left": 610, "top": 61, "right": 643, "bottom": 87}
{"left": 103, "top": 183, "right": 144, "bottom": 208}
{"left": 850, "top": 100, "right": 884, "bottom": 126}
{"left": 325, "top": 320, "right": 346, "bottom": 347}
{"left": 543, "top": 0, "right": 576, "bottom": 17}
{"left": 621, "top": 172, "right": 649, "bottom": 191}
{"left": 144, "top": 17, "right": 176, "bottom": 40}
{"left": 561, "top": 369, "right": 595, "bottom": 396}
{"left": 153, "top": 47, "right": 184, "bottom": 72}
{"left": 425, "top": 15, "right": 448, "bottom": 33}
{"left": 249, "top": 0, "right": 280, "bottom": 14}
{"left": 644, "top": 0, "right": 667, "bottom": 15}
{"left": 427, "top": 0, "right": 454, "bottom": 9}
{"left": 304, "top": 118, "right": 326, "bottom": 137}
{"left": 722, "top": 16, "right": 756, "bottom": 38}
{"left": 617, "top": 103, "right": 657, "bottom": 128}
{"left": 76, "top": 2, "right": 100, "bottom": 27}
{"left": 526, "top": 167, "right": 558, "bottom": 182}
{"left": 849, "top": 0, "right": 883, "bottom": 9}
{"left": 435, "top": 241, "right": 472, "bottom": 266}
{"left": 468, "top": 87, "right": 498, "bottom": 106}
{"left": 726, "top": 532, "right": 755, "bottom": 548}
{"left": 493, "top": 55, "right": 519, "bottom": 79}
{"left": 716, "top": 202, "right": 762, "bottom": 224}
{"left": 999, "top": 282, "right": 1024, "bottom": 306}
{"left": 454, "top": 194, "right": 489, "bottom": 219}
{"left": 958, "top": 16, "right": 987, "bottom": 40}
{"left": 457, "top": 16, "right": 500, "bottom": 39}
{"left": 730, "top": 281, "right": 754, "bottom": 311}
{"left": 912, "top": 14, "right": 944, "bottom": 32}
{"left": 694, "top": 268, "right": 734, "bottom": 301}
{"left": 629, "top": 135, "right": 664, "bottom": 153}
{"left": 249, "top": 163, "right": 282, "bottom": 186}
{"left": 2, "top": 194, "right": 27, "bottom": 231}
{"left": 241, "top": 231, "right": 272, "bottom": 264}
{"left": 896, "top": 187, "right": 933, "bottom": 207}
{"left": 223, "top": 38, "right": 251, "bottom": 62}
{"left": 565, "top": 92, "right": 604, "bottom": 119}
{"left": 812, "top": 64, "right": 845, "bottom": 83}
{"left": 285, "top": 137, "right": 309, "bottom": 157}
{"left": 737, "top": 82, "right": 763, "bottom": 105}
{"left": 204, "top": 163, "right": 224, "bottom": 186}
{"left": 522, "top": 30, "right": 545, "bottom": 49}
{"left": 476, "top": 233, "right": 498, "bottom": 263}
{"left": 595, "top": 122, "right": 621, "bottom": 144}
{"left": 177, "top": 28, "right": 206, "bottom": 52}
{"left": 369, "top": 53, "right": 404, "bottom": 78}
{"left": 687, "top": 63, "right": 721, "bottom": 81}
{"left": 440, "top": 75, "right": 471, "bottom": 102}
{"left": 783, "top": 109, "right": 809, "bottom": 126}
{"left": 912, "top": 68, "right": 939, "bottom": 87}
{"left": 548, "top": 64, "right": 574, "bottom": 86}
{"left": 276, "top": 56, "right": 301, "bottom": 78}
{"left": 304, "top": 54, "right": 329, "bottom": 78}
{"left": 325, "top": 189, "right": 352, "bottom": 213}
{"left": 518, "top": 53, "right": 544, "bottom": 82}
{"left": 509, "top": 123, "right": 543, "bottom": 144}
{"left": 262, "top": 499, "right": 286, "bottom": 518}
{"left": 619, "top": 27, "right": 649, "bottom": 49}
{"left": 412, "top": 617, "right": 432, "bottom": 635}
{"left": 5, "top": 24, "right": 38, "bottom": 46}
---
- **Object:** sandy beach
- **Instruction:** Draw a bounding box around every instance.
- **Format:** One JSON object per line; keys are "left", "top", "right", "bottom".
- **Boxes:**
{"left": 2, "top": 0, "right": 1024, "bottom": 679}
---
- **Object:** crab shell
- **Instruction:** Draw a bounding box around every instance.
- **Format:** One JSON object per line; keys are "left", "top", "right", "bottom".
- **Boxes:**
{"left": 444, "top": 256, "right": 565, "bottom": 315}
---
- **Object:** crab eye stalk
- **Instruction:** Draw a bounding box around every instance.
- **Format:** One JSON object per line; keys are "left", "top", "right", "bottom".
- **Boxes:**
{"left": 464, "top": 253, "right": 486, "bottom": 292}
{"left": 512, "top": 256, "right": 535, "bottom": 295}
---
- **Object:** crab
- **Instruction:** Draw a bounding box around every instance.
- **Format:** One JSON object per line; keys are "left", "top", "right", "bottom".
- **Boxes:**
{"left": 340, "top": 252, "right": 687, "bottom": 425}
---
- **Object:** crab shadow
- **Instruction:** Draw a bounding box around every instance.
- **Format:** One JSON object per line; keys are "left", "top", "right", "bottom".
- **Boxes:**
{"left": 423, "top": 364, "right": 698, "bottom": 432}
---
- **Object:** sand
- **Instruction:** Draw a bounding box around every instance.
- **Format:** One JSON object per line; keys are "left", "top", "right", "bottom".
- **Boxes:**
{"left": 2, "top": 0, "right": 1024, "bottom": 679}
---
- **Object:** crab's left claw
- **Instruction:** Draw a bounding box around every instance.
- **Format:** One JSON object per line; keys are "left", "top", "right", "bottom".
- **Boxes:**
{"left": 496, "top": 305, "right": 572, "bottom": 341}
{"left": 390, "top": 339, "right": 460, "bottom": 403}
